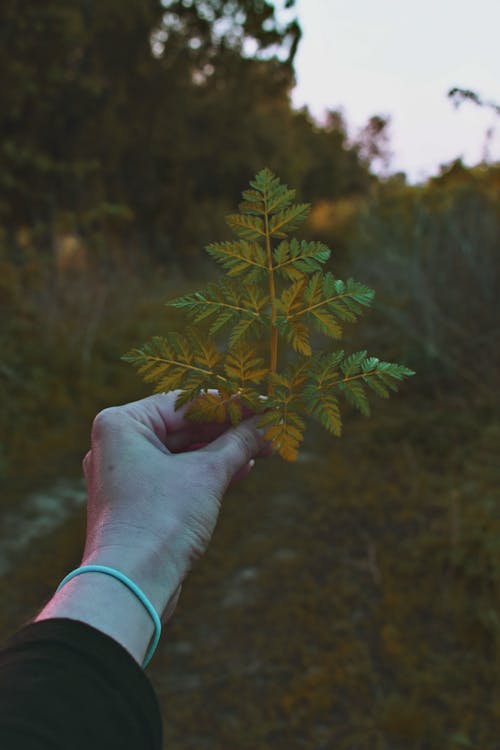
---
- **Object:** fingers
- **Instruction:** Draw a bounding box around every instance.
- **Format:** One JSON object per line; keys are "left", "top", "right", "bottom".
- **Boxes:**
{"left": 200, "top": 414, "right": 273, "bottom": 486}
{"left": 96, "top": 391, "right": 275, "bottom": 464}
{"left": 228, "top": 458, "right": 256, "bottom": 486}
{"left": 164, "top": 420, "right": 235, "bottom": 453}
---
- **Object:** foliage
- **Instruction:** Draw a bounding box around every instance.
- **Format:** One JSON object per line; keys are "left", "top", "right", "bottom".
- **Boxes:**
{"left": 344, "top": 160, "right": 500, "bottom": 393}
{"left": 124, "top": 169, "right": 414, "bottom": 460}
{"left": 0, "top": 0, "right": 376, "bottom": 263}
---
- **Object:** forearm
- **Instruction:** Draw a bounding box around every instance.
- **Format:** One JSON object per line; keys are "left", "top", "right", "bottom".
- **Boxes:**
{"left": 35, "top": 545, "right": 182, "bottom": 667}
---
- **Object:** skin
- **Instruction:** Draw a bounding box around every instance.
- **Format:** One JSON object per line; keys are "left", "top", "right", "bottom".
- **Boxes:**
{"left": 35, "top": 391, "right": 273, "bottom": 666}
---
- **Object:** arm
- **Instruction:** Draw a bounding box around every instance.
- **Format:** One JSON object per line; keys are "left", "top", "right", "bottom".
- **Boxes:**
{"left": 0, "top": 391, "right": 272, "bottom": 748}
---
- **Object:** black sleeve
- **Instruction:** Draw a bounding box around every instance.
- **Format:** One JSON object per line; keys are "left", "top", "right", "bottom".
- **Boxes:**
{"left": 0, "top": 618, "right": 162, "bottom": 750}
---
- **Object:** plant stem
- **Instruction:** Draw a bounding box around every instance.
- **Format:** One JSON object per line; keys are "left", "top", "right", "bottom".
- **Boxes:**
{"left": 264, "top": 197, "right": 278, "bottom": 395}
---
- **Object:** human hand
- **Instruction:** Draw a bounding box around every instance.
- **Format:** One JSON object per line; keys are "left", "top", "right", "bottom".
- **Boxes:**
{"left": 81, "top": 391, "right": 273, "bottom": 621}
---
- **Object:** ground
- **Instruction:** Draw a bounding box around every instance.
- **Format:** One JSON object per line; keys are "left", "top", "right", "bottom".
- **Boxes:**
{"left": 1, "top": 392, "right": 499, "bottom": 749}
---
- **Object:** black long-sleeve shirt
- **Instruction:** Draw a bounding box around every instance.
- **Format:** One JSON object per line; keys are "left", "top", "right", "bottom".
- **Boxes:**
{"left": 0, "top": 618, "right": 162, "bottom": 749}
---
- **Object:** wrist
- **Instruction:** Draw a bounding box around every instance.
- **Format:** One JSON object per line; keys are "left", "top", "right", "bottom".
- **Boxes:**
{"left": 80, "top": 543, "right": 182, "bottom": 620}
{"left": 81, "top": 516, "right": 188, "bottom": 614}
{"left": 35, "top": 569, "right": 157, "bottom": 666}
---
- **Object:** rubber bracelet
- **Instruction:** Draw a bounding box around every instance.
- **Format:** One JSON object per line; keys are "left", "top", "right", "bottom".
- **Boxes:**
{"left": 56, "top": 564, "right": 162, "bottom": 668}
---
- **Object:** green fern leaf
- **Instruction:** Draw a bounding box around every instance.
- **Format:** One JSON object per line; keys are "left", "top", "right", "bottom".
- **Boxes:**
{"left": 278, "top": 277, "right": 307, "bottom": 315}
{"left": 241, "top": 188, "right": 264, "bottom": 205}
{"left": 302, "top": 384, "right": 342, "bottom": 436}
{"left": 268, "top": 204, "right": 311, "bottom": 238}
{"left": 228, "top": 316, "right": 260, "bottom": 346}
{"left": 267, "top": 186, "right": 296, "bottom": 214}
{"left": 272, "top": 240, "right": 304, "bottom": 281}
{"left": 226, "top": 213, "right": 265, "bottom": 240}
{"left": 227, "top": 398, "right": 243, "bottom": 425}
{"left": 338, "top": 379, "right": 371, "bottom": 416}
{"left": 168, "top": 280, "right": 263, "bottom": 338}
{"left": 124, "top": 167, "right": 415, "bottom": 462}
{"left": 249, "top": 167, "right": 275, "bottom": 189}
{"left": 224, "top": 344, "right": 268, "bottom": 385}
{"left": 205, "top": 240, "right": 267, "bottom": 277}
{"left": 185, "top": 391, "right": 229, "bottom": 423}
{"left": 122, "top": 332, "right": 226, "bottom": 395}
{"left": 257, "top": 406, "right": 305, "bottom": 461}
{"left": 273, "top": 239, "right": 330, "bottom": 280}
{"left": 286, "top": 319, "right": 311, "bottom": 356}
{"left": 341, "top": 350, "right": 369, "bottom": 377}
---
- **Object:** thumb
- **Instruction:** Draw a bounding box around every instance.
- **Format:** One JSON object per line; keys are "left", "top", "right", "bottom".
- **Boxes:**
{"left": 200, "top": 415, "right": 272, "bottom": 485}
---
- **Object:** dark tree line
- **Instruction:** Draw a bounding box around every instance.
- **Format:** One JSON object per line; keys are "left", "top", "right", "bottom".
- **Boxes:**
{"left": 0, "top": 0, "right": 387, "bottom": 265}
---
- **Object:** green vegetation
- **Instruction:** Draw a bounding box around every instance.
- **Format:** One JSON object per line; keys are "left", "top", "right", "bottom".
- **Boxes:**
{"left": 1, "top": 1, "right": 499, "bottom": 746}
{"left": 124, "top": 169, "right": 413, "bottom": 460}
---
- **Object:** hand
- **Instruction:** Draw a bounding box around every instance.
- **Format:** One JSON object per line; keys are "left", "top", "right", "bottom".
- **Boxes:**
{"left": 81, "top": 391, "right": 273, "bottom": 620}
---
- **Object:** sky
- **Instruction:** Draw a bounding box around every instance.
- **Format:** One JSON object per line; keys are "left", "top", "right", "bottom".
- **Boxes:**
{"left": 288, "top": 0, "right": 500, "bottom": 184}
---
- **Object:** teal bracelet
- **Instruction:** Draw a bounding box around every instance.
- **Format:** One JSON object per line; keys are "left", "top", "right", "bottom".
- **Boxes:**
{"left": 56, "top": 564, "right": 162, "bottom": 668}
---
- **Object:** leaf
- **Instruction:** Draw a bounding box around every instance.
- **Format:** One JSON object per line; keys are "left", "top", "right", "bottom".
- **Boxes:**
{"left": 286, "top": 319, "right": 311, "bottom": 356}
{"left": 186, "top": 391, "right": 229, "bottom": 423}
{"left": 267, "top": 186, "right": 296, "bottom": 214}
{"left": 168, "top": 279, "right": 264, "bottom": 340}
{"left": 273, "top": 239, "right": 330, "bottom": 280}
{"left": 225, "top": 398, "right": 242, "bottom": 425}
{"left": 272, "top": 240, "right": 304, "bottom": 281}
{"left": 302, "top": 384, "right": 342, "bottom": 436}
{"left": 361, "top": 360, "right": 416, "bottom": 395}
{"left": 122, "top": 332, "right": 225, "bottom": 395}
{"left": 341, "top": 350, "right": 368, "bottom": 376}
{"left": 224, "top": 344, "right": 268, "bottom": 385}
{"left": 338, "top": 379, "right": 371, "bottom": 416}
{"left": 226, "top": 213, "right": 265, "bottom": 240}
{"left": 310, "top": 308, "right": 343, "bottom": 339}
{"left": 191, "top": 330, "right": 222, "bottom": 370}
{"left": 205, "top": 240, "right": 267, "bottom": 277}
{"left": 257, "top": 407, "right": 305, "bottom": 461}
{"left": 268, "top": 203, "right": 311, "bottom": 237}
{"left": 124, "top": 167, "right": 416, "bottom": 462}
{"left": 306, "top": 350, "right": 344, "bottom": 386}
{"left": 278, "top": 277, "right": 307, "bottom": 315}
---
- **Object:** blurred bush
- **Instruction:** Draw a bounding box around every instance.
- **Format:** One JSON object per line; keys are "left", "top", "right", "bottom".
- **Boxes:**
{"left": 342, "top": 160, "right": 500, "bottom": 398}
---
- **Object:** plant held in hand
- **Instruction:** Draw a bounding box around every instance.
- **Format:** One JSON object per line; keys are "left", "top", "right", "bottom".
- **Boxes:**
{"left": 123, "top": 168, "right": 414, "bottom": 460}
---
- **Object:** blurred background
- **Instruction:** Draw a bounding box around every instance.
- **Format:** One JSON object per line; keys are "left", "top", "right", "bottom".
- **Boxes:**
{"left": 1, "top": 1, "right": 499, "bottom": 747}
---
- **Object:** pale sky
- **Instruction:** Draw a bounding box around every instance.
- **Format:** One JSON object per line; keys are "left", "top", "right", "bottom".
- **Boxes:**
{"left": 289, "top": 0, "right": 500, "bottom": 184}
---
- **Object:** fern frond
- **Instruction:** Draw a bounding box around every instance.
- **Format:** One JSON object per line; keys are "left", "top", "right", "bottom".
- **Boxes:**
{"left": 268, "top": 203, "right": 311, "bottom": 238}
{"left": 273, "top": 239, "right": 330, "bottom": 280}
{"left": 224, "top": 344, "right": 268, "bottom": 386}
{"left": 122, "top": 332, "right": 227, "bottom": 395}
{"left": 205, "top": 240, "right": 267, "bottom": 278}
{"left": 336, "top": 352, "right": 414, "bottom": 416}
{"left": 124, "top": 167, "right": 415, "bottom": 461}
{"left": 287, "top": 272, "right": 374, "bottom": 338}
{"left": 341, "top": 350, "right": 369, "bottom": 377}
{"left": 249, "top": 168, "right": 308, "bottom": 223}
{"left": 338, "top": 379, "right": 371, "bottom": 416}
{"left": 275, "top": 357, "right": 311, "bottom": 393}
{"left": 285, "top": 318, "right": 311, "bottom": 356}
{"left": 302, "top": 385, "right": 342, "bottom": 436}
{"left": 226, "top": 213, "right": 265, "bottom": 240}
{"left": 184, "top": 391, "right": 230, "bottom": 423}
{"left": 267, "top": 187, "right": 297, "bottom": 215}
{"left": 301, "top": 351, "right": 344, "bottom": 435}
{"left": 168, "top": 279, "right": 267, "bottom": 340}
{"left": 277, "top": 277, "right": 307, "bottom": 315}
{"left": 257, "top": 406, "right": 305, "bottom": 461}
